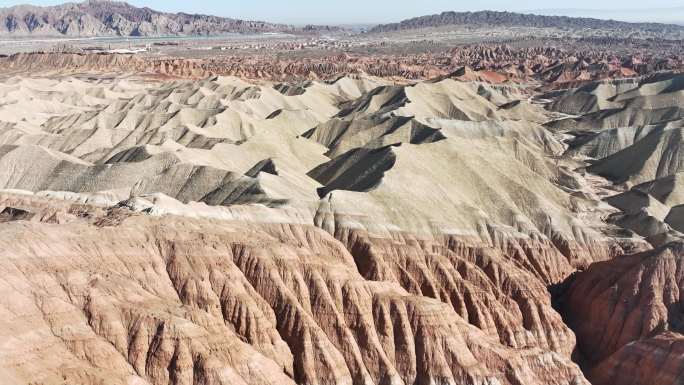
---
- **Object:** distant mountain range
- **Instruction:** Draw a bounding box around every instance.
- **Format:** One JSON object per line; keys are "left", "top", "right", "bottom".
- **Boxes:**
{"left": 370, "top": 10, "right": 684, "bottom": 34}
{"left": 2, "top": 2, "right": 683, "bottom": 39}
{"left": 532, "top": 7, "right": 684, "bottom": 25}
{"left": 0, "top": 0, "right": 330, "bottom": 37}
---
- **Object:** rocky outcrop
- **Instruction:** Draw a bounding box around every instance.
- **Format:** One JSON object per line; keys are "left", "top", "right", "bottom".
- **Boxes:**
{"left": 589, "top": 333, "right": 684, "bottom": 385}
{"left": 563, "top": 242, "right": 684, "bottom": 385}
{"left": 0, "top": 192, "right": 589, "bottom": 385}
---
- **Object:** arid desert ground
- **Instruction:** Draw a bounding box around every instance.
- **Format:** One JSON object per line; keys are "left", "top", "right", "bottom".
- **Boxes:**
{"left": 1, "top": 2, "right": 684, "bottom": 385}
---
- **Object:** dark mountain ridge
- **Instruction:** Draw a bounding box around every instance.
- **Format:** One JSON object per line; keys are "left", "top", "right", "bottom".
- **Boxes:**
{"left": 370, "top": 10, "right": 684, "bottom": 35}
{"left": 0, "top": 0, "right": 309, "bottom": 37}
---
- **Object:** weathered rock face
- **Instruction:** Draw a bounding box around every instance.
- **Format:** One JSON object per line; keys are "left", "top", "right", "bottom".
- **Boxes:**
{"left": 0, "top": 193, "right": 589, "bottom": 385}
{"left": 331, "top": 226, "right": 579, "bottom": 356}
{"left": 588, "top": 332, "right": 684, "bottom": 385}
{"left": 563, "top": 242, "right": 684, "bottom": 385}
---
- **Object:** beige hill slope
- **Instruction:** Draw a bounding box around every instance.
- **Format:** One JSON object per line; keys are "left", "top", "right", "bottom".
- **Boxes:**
{"left": 546, "top": 74, "right": 684, "bottom": 248}
{"left": 563, "top": 120, "right": 684, "bottom": 160}
{"left": 587, "top": 125, "right": 684, "bottom": 185}
{"left": 0, "top": 74, "right": 620, "bottom": 265}
{"left": 633, "top": 172, "right": 684, "bottom": 207}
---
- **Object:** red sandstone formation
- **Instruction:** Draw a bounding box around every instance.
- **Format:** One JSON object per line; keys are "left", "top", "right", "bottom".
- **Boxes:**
{"left": 2, "top": 44, "right": 682, "bottom": 84}
{"left": 0, "top": 193, "right": 589, "bottom": 385}
{"left": 563, "top": 242, "right": 684, "bottom": 385}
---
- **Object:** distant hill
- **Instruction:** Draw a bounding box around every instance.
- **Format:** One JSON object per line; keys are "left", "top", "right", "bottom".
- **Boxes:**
{"left": 532, "top": 7, "right": 684, "bottom": 25}
{"left": 370, "top": 10, "right": 684, "bottom": 34}
{"left": 0, "top": 0, "right": 311, "bottom": 37}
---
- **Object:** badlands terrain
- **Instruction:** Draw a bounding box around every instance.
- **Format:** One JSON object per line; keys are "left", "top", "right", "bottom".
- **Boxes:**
{"left": 1, "top": 2, "right": 684, "bottom": 385}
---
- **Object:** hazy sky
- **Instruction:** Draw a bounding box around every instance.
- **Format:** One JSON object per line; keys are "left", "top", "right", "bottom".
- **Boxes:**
{"left": 1, "top": 0, "right": 683, "bottom": 24}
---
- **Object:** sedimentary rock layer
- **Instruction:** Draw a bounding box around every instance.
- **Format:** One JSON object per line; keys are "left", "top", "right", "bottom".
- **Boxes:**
{"left": 563, "top": 242, "right": 684, "bottom": 385}
{"left": 0, "top": 192, "right": 589, "bottom": 385}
